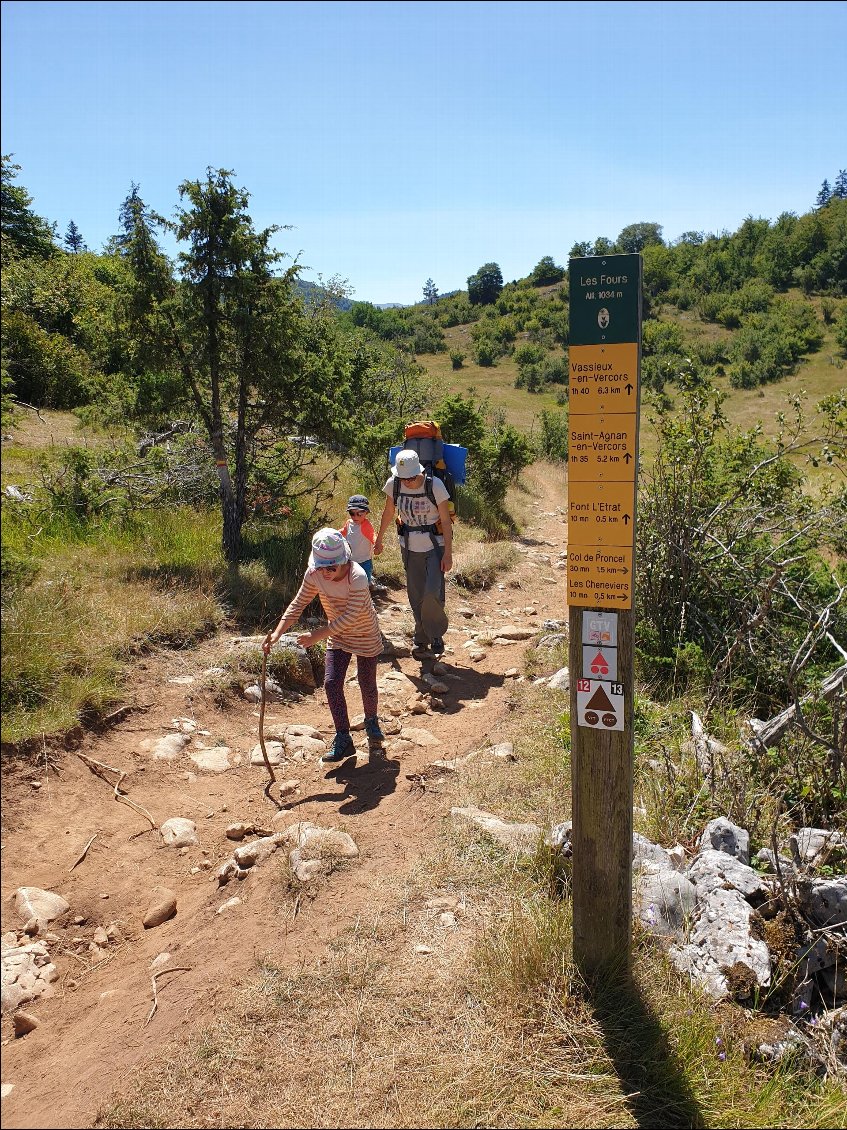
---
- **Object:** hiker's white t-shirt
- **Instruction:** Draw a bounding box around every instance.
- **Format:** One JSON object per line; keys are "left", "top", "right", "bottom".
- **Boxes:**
{"left": 339, "top": 517, "right": 375, "bottom": 564}
{"left": 382, "top": 475, "right": 449, "bottom": 553}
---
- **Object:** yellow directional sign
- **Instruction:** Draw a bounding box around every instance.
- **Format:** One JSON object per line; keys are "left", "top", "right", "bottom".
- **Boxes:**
{"left": 568, "top": 480, "right": 635, "bottom": 547}
{"left": 569, "top": 343, "right": 639, "bottom": 416}
{"left": 568, "top": 545, "right": 633, "bottom": 609}
{"left": 568, "top": 413, "right": 637, "bottom": 482}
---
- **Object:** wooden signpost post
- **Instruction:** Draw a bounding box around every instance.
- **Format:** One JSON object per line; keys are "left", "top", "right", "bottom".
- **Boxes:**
{"left": 567, "top": 253, "right": 642, "bottom": 980}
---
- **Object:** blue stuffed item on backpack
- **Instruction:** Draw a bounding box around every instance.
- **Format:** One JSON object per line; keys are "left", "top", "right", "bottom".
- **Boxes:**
{"left": 389, "top": 443, "right": 467, "bottom": 485}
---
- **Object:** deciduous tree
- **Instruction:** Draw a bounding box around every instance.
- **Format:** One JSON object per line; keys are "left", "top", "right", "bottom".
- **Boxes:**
{"left": 467, "top": 262, "right": 503, "bottom": 305}
{"left": 1, "top": 155, "right": 56, "bottom": 262}
{"left": 529, "top": 255, "right": 565, "bottom": 286}
{"left": 616, "top": 222, "right": 664, "bottom": 254}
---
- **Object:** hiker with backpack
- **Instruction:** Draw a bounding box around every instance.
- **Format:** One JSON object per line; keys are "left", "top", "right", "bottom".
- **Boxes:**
{"left": 262, "top": 527, "right": 385, "bottom": 763}
{"left": 373, "top": 448, "right": 453, "bottom": 657}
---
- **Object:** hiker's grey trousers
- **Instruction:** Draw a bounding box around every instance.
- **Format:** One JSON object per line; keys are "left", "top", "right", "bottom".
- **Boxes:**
{"left": 402, "top": 545, "right": 448, "bottom": 644}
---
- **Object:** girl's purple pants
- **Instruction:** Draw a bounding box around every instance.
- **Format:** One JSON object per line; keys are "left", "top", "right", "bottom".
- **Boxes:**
{"left": 324, "top": 649, "right": 378, "bottom": 732}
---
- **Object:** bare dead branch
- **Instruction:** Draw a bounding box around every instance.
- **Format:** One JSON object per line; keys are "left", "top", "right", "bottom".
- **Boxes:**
{"left": 751, "top": 665, "right": 847, "bottom": 751}
{"left": 144, "top": 966, "right": 192, "bottom": 1027}
{"left": 138, "top": 420, "right": 191, "bottom": 456}
{"left": 14, "top": 401, "right": 46, "bottom": 422}
{"left": 69, "top": 834, "right": 98, "bottom": 872}
{"left": 74, "top": 752, "right": 157, "bottom": 829}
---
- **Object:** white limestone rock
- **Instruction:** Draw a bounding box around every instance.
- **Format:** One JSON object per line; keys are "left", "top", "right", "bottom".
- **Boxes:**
{"left": 159, "top": 818, "right": 199, "bottom": 848}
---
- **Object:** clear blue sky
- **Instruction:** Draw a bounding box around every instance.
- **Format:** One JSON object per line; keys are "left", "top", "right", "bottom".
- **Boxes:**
{"left": 3, "top": 0, "right": 845, "bottom": 305}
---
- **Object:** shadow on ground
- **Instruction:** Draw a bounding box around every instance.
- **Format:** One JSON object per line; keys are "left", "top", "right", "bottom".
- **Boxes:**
{"left": 589, "top": 975, "right": 704, "bottom": 1129}
{"left": 405, "top": 653, "right": 507, "bottom": 715}
{"left": 281, "top": 751, "right": 401, "bottom": 816}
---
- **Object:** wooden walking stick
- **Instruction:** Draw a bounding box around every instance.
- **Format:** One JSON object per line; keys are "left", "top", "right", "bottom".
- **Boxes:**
{"left": 258, "top": 649, "right": 281, "bottom": 807}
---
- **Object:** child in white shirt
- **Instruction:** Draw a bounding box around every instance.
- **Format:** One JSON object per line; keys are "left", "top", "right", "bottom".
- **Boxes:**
{"left": 338, "top": 494, "right": 376, "bottom": 583}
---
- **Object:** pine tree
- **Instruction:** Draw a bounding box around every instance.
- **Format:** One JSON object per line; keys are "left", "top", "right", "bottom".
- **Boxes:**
{"left": 423, "top": 278, "right": 438, "bottom": 305}
{"left": 64, "top": 220, "right": 84, "bottom": 253}
{"left": 815, "top": 179, "right": 832, "bottom": 208}
{"left": 833, "top": 169, "right": 847, "bottom": 200}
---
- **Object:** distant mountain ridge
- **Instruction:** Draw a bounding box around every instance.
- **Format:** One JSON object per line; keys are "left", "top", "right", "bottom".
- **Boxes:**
{"left": 295, "top": 279, "right": 353, "bottom": 311}
{"left": 295, "top": 280, "right": 408, "bottom": 311}
{"left": 297, "top": 280, "right": 462, "bottom": 311}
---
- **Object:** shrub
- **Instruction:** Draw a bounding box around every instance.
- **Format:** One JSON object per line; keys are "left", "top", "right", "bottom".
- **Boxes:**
{"left": 635, "top": 383, "right": 846, "bottom": 711}
{"left": 3, "top": 309, "right": 93, "bottom": 408}
{"left": 835, "top": 305, "right": 847, "bottom": 355}
{"left": 474, "top": 339, "right": 498, "bottom": 366}
{"left": 820, "top": 297, "right": 837, "bottom": 324}
{"left": 513, "top": 342, "right": 545, "bottom": 369}
{"left": 537, "top": 409, "right": 569, "bottom": 462}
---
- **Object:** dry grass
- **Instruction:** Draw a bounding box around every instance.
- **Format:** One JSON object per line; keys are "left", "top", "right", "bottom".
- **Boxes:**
{"left": 95, "top": 814, "right": 635, "bottom": 1130}
{"left": 1, "top": 408, "right": 117, "bottom": 482}
{"left": 1, "top": 535, "right": 223, "bottom": 744}
{"left": 451, "top": 540, "right": 522, "bottom": 592}
{"left": 422, "top": 327, "right": 565, "bottom": 434}
{"left": 94, "top": 684, "right": 846, "bottom": 1130}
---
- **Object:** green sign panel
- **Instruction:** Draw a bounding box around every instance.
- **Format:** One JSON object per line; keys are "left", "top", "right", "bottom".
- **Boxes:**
{"left": 569, "top": 254, "right": 642, "bottom": 345}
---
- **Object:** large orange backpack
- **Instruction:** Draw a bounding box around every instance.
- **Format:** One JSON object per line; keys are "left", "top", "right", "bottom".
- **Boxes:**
{"left": 391, "top": 420, "right": 462, "bottom": 534}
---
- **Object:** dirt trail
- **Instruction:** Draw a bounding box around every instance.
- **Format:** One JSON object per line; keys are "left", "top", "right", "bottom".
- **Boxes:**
{"left": 0, "top": 467, "right": 568, "bottom": 1129}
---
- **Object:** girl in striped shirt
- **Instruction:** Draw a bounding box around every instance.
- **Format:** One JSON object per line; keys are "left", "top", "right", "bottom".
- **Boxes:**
{"left": 262, "top": 528, "right": 384, "bottom": 763}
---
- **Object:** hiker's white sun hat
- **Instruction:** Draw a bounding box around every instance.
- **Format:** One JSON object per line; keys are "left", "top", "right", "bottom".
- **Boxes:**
{"left": 308, "top": 527, "right": 352, "bottom": 569}
{"left": 392, "top": 449, "right": 423, "bottom": 479}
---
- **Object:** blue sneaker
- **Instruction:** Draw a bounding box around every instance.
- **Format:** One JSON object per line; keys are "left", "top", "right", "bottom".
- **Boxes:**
{"left": 321, "top": 732, "right": 355, "bottom": 764}
{"left": 364, "top": 716, "right": 385, "bottom": 746}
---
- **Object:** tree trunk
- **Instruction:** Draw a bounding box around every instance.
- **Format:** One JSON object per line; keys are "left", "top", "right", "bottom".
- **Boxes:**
{"left": 211, "top": 427, "right": 243, "bottom": 564}
{"left": 221, "top": 484, "right": 243, "bottom": 563}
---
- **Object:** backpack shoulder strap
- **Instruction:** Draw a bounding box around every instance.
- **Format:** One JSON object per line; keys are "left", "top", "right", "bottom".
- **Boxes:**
{"left": 424, "top": 473, "right": 438, "bottom": 506}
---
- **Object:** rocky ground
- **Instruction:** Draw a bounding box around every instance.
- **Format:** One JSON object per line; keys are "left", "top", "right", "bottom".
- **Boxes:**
{"left": 0, "top": 469, "right": 572, "bottom": 1129}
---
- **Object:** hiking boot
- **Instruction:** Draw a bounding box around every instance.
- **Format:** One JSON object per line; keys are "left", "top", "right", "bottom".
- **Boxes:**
{"left": 411, "top": 641, "right": 432, "bottom": 659}
{"left": 430, "top": 637, "right": 445, "bottom": 656}
{"left": 321, "top": 732, "right": 355, "bottom": 764}
{"left": 364, "top": 716, "right": 385, "bottom": 747}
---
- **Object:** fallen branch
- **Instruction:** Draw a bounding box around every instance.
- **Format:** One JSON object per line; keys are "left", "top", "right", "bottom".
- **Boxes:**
{"left": 144, "top": 966, "right": 192, "bottom": 1028}
{"left": 69, "top": 833, "right": 97, "bottom": 872}
{"left": 95, "top": 703, "right": 150, "bottom": 732}
{"left": 74, "top": 752, "right": 157, "bottom": 830}
{"left": 750, "top": 664, "right": 847, "bottom": 751}
{"left": 15, "top": 401, "right": 46, "bottom": 422}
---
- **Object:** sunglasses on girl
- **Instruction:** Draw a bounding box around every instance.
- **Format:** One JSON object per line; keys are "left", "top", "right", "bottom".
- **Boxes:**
{"left": 348, "top": 509, "right": 366, "bottom": 516}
